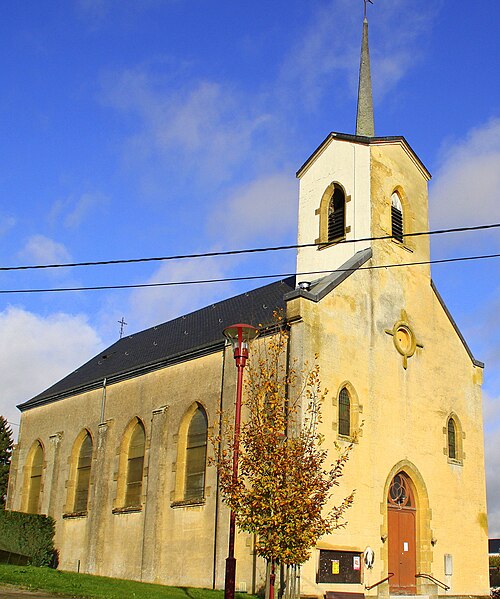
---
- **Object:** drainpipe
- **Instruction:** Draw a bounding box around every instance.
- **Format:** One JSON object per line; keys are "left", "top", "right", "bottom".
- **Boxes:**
{"left": 100, "top": 378, "right": 107, "bottom": 424}
{"left": 213, "top": 344, "right": 227, "bottom": 589}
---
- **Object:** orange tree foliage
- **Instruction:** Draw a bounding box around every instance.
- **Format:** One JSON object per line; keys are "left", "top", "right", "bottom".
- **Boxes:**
{"left": 211, "top": 321, "right": 354, "bottom": 566}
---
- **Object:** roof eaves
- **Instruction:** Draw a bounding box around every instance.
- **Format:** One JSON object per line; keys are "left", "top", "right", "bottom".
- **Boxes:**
{"left": 296, "top": 132, "right": 431, "bottom": 180}
{"left": 284, "top": 248, "right": 372, "bottom": 303}
{"left": 17, "top": 338, "right": 226, "bottom": 412}
{"left": 430, "top": 280, "right": 484, "bottom": 368}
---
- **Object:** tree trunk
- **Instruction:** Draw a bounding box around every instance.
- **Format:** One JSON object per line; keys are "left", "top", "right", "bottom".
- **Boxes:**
{"left": 279, "top": 562, "right": 285, "bottom": 599}
{"left": 265, "top": 561, "right": 271, "bottom": 599}
{"left": 269, "top": 558, "right": 276, "bottom": 599}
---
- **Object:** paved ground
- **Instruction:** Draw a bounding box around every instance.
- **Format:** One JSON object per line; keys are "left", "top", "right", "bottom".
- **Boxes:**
{"left": 0, "top": 586, "right": 64, "bottom": 599}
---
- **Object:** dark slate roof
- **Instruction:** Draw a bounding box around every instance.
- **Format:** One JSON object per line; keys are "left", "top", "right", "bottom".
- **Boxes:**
{"left": 18, "top": 276, "right": 296, "bottom": 411}
{"left": 285, "top": 249, "right": 372, "bottom": 303}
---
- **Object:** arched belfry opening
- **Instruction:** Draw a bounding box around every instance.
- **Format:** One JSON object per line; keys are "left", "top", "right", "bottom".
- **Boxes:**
{"left": 328, "top": 185, "right": 346, "bottom": 242}
{"left": 391, "top": 192, "right": 404, "bottom": 243}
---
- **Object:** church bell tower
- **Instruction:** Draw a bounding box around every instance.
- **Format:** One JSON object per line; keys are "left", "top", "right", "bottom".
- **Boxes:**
{"left": 295, "top": 2, "right": 431, "bottom": 282}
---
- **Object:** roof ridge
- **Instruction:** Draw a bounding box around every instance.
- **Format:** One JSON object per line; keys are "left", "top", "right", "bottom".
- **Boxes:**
{"left": 124, "top": 275, "right": 296, "bottom": 339}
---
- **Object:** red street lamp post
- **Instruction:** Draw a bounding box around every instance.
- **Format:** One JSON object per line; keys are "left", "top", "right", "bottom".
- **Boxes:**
{"left": 223, "top": 323, "right": 259, "bottom": 599}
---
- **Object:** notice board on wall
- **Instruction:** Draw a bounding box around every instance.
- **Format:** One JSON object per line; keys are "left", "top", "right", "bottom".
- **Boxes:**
{"left": 317, "top": 550, "right": 362, "bottom": 584}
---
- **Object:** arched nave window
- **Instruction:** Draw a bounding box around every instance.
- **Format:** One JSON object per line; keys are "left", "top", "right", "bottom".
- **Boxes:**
{"left": 338, "top": 387, "right": 351, "bottom": 437}
{"left": 184, "top": 406, "right": 208, "bottom": 501}
{"left": 447, "top": 417, "right": 457, "bottom": 459}
{"left": 125, "top": 420, "right": 145, "bottom": 507}
{"left": 27, "top": 441, "right": 44, "bottom": 514}
{"left": 74, "top": 432, "right": 93, "bottom": 512}
{"left": 391, "top": 192, "right": 404, "bottom": 243}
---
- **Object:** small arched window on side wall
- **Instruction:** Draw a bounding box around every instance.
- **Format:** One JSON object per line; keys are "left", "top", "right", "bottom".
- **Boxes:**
{"left": 444, "top": 414, "right": 464, "bottom": 464}
{"left": 447, "top": 417, "right": 457, "bottom": 459}
{"left": 391, "top": 192, "right": 404, "bottom": 243}
{"left": 125, "top": 421, "right": 145, "bottom": 507}
{"left": 27, "top": 441, "right": 44, "bottom": 514}
{"left": 74, "top": 433, "right": 93, "bottom": 512}
{"left": 338, "top": 387, "right": 351, "bottom": 437}
{"left": 185, "top": 406, "right": 208, "bottom": 501}
{"left": 328, "top": 185, "right": 346, "bottom": 242}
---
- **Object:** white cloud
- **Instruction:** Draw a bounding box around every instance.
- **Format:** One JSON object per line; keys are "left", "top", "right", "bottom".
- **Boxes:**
{"left": 48, "top": 192, "right": 109, "bottom": 229}
{"left": 484, "top": 391, "right": 500, "bottom": 433}
{"left": 0, "top": 307, "right": 103, "bottom": 437}
{"left": 483, "top": 387, "right": 500, "bottom": 535}
{"left": 64, "top": 192, "right": 109, "bottom": 229}
{"left": 369, "top": 0, "right": 440, "bottom": 98}
{"left": 19, "top": 235, "right": 71, "bottom": 265}
{"left": 485, "top": 423, "right": 500, "bottom": 536}
{"left": 279, "top": 0, "right": 440, "bottom": 109}
{"left": 208, "top": 172, "right": 298, "bottom": 245}
{"left": 0, "top": 214, "right": 16, "bottom": 237}
{"left": 430, "top": 119, "right": 500, "bottom": 233}
{"left": 101, "top": 68, "right": 272, "bottom": 182}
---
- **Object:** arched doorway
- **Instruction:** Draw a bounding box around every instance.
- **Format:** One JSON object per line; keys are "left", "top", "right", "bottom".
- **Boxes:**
{"left": 388, "top": 472, "right": 416, "bottom": 594}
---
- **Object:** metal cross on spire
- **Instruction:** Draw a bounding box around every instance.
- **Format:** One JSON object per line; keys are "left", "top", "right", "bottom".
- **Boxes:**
{"left": 364, "top": 0, "right": 374, "bottom": 19}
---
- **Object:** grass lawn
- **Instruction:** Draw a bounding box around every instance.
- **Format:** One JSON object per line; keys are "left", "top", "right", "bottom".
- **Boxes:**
{"left": 0, "top": 564, "right": 255, "bottom": 599}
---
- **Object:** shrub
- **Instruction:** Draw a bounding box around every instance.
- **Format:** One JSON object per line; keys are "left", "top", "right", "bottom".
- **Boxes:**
{"left": 491, "top": 567, "right": 500, "bottom": 589}
{"left": 0, "top": 509, "right": 56, "bottom": 567}
{"left": 491, "top": 554, "right": 500, "bottom": 588}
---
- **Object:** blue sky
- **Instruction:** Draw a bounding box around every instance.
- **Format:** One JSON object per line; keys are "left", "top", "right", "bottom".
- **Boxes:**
{"left": 0, "top": 0, "right": 498, "bottom": 533}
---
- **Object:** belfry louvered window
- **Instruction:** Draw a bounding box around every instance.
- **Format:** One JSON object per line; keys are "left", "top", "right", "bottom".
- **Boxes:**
{"left": 74, "top": 433, "right": 93, "bottom": 512}
{"left": 391, "top": 192, "right": 404, "bottom": 243}
{"left": 185, "top": 406, "right": 208, "bottom": 501}
{"left": 448, "top": 418, "right": 456, "bottom": 459}
{"left": 338, "top": 388, "right": 351, "bottom": 437}
{"left": 125, "top": 422, "right": 145, "bottom": 507}
{"left": 328, "top": 186, "right": 346, "bottom": 242}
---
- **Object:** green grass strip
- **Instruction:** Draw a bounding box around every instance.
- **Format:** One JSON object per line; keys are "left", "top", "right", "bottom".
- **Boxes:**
{"left": 0, "top": 564, "right": 255, "bottom": 599}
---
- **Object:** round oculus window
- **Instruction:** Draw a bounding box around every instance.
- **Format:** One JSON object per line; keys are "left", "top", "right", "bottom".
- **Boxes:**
{"left": 396, "top": 326, "right": 412, "bottom": 354}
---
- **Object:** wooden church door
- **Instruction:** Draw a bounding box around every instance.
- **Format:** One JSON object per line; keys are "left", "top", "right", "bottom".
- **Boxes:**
{"left": 388, "top": 472, "right": 417, "bottom": 594}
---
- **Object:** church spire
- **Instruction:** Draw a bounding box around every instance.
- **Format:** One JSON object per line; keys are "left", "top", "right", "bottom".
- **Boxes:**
{"left": 356, "top": 1, "right": 375, "bottom": 137}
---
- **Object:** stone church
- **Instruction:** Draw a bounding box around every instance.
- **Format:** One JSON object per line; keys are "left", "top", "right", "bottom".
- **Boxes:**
{"left": 7, "top": 11, "right": 490, "bottom": 598}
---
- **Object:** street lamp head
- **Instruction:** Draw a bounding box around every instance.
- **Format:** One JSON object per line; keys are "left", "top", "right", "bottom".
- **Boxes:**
{"left": 223, "top": 323, "right": 259, "bottom": 365}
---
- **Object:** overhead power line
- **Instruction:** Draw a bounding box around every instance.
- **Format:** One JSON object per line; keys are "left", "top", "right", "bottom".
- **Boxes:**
{"left": 0, "top": 222, "right": 498, "bottom": 273}
{"left": 0, "top": 252, "right": 498, "bottom": 295}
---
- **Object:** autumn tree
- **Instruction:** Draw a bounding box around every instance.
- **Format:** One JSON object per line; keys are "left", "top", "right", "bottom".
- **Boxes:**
{"left": 0, "top": 416, "right": 14, "bottom": 508}
{"left": 212, "top": 319, "right": 354, "bottom": 598}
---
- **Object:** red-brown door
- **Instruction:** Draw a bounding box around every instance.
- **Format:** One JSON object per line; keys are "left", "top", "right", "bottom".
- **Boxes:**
{"left": 388, "top": 473, "right": 416, "bottom": 594}
{"left": 388, "top": 507, "right": 416, "bottom": 593}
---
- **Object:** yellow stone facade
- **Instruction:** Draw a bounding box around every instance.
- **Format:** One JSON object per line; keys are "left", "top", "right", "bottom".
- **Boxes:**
{"left": 7, "top": 134, "right": 489, "bottom": 597}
